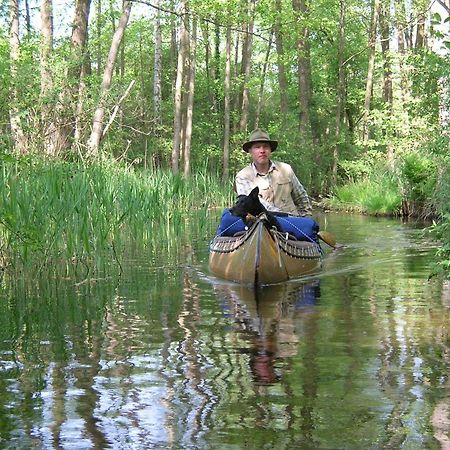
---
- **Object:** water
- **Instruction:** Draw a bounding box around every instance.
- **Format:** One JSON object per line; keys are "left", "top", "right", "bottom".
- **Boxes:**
{"left": 0, "top": 212, "right": 449, "bottom": 449}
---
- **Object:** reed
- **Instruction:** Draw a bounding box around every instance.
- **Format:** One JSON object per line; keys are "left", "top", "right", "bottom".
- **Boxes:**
{"left": 327, "top": 177, "right": 402, "bottom": 216}
{"left": 0, "top": 159, "right": 233, "bottom": 272}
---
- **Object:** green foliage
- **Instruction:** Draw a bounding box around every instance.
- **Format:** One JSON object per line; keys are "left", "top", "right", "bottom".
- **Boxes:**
{"left": 0, "top": 157, "right": 232, "bottom": 272}
{"left": 328, "top": 175, "right": 402, "bottom": 215}
{"left": 401, "top": 152, "right": 437, "bottom": 202}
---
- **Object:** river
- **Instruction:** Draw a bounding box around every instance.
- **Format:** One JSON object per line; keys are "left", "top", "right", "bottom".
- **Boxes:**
{"left": 0, "top": 212, "right": 449, "bottom": 449}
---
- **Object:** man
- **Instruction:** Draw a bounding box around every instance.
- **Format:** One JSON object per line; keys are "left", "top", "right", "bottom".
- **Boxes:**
{"left": 235, "top": 129, "right": 312, "bottom": 217}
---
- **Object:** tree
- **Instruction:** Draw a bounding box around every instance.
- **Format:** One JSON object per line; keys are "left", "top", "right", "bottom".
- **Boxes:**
{"left": 333, "top": 0, "right": 346, "bottom": 184}
{"left": 239, "top": 0, "right": 256, "bottom": 133}
{"left": 274, "top": 0, "right": 289, "bottom": 117}
{"left": 362, "top": 0, "right": 380, "bottom": 146}
{"left": 9, "top": 0, "right": 28, "bottom": 153}
{"left": 153, "top": 0, "right": 162, "bottom": 127}
{"left": 223, "top": 23, "right": 232, "bottom": 181}
{"left": 46, "top": 0, "right": 92, "bottom": 156}
{"left": 292, "top": 0, "right": 313, "bottom": 140}
{"left": 183, "top": 17, "right": 197, "bottom": 177}
{"left": 40, "top": 0, "right": 53, "bottom": 102}
{"left": 87, "top": 0, "right": 132, "bottom": 155}
{"left": 171, "top": 0, "right": 188, "bottom": 173}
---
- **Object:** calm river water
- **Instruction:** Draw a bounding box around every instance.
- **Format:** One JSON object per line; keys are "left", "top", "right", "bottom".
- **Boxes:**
{"left": 0, "top": 212, "right": 449, "bottom": 449}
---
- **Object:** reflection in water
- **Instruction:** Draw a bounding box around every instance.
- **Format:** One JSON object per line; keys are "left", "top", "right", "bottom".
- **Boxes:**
{"left": 214, "top": 281, "right": 320, "bottom": 386}
{"left": 0, "top": 212, "right": 449, "bottom": 449}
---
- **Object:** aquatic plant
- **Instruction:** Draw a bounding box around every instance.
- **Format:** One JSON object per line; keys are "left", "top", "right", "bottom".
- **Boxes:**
{"left": 0, "top": 158, "right": 233, "bottom": 272}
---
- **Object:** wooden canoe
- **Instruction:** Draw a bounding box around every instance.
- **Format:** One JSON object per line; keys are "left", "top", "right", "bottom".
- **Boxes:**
{"left": 209, "top": 215, "right": 322, "bottom": 285}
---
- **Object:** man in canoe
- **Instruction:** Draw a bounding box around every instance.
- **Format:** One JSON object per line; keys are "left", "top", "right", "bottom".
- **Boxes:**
{"left": 235, "top": 129, "right": 312, "bottom": 217}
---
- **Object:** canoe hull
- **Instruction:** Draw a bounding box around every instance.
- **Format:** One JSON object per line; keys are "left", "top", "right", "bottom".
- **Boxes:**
{"left": 209, "top": 218, "right": 321, "bottom": 284}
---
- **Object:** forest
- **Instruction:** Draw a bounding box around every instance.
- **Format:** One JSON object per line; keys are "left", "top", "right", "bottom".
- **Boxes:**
{"left": 0, "top": 0, "right": 449, "bottom": 276}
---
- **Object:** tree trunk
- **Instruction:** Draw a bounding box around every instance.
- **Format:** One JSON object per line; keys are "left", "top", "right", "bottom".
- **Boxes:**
{"left": 171, "top": 0, "right": 188, "bottom": 173}
{"left": 333, "top": 0, "right": 346, "bottom": 185}
{"left": 394, "top": 0, "right": 409, "bottom": 105}
{"left": 415, "top": 11, "right": 426, "bottom": 48}
{"left": 214, "top": 23, "right": 221, "bottom": 114}
{"left": 362, "top": 0, "right": 380, "bottom": 146}
{"left": 87, "top": 0, "right": 132, "bottom": 155}
{"left": 292, "top": 0, "right": 313, "bottom": 140}
{"left": 274, "top": 0, "right": 289, "bottom": 117}
{"left": 379, "top": 1, "right": 393, "bottom": 105}
{"left": 40, "top": 0, "right": 53, "bottom": 123}
{"left": 200, "top": 22, "right": 215, "bottom": 108}
{"left": 96, "top": 0, "right": 102, "bottom": 75}
{"left": 46, "top": 0, "right": 91, "bottom": 156}
{"left": 9, "top": 0, "right": 28, "bottom": 153}
{"left": 183, "top": 17, "right": 197, "bottom": 177}
{"left": 239, "top": 0, "right": 256, "bottom": 133}
{"left": 232, "top": 31, "right": 240, "bottom": 134}
{"left": 153, "top": 0, "right": 162, "bottom": 126}
{"left": 255, "top": 29, "right": 273, "bottom": 129}
{"left": 223, "top": 24, "right": 232, "bottom": 181}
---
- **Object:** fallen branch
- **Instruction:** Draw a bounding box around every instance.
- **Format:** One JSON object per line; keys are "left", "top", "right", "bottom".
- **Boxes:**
{"left": 102, "top": 79, "right": 136, "bottom": 138}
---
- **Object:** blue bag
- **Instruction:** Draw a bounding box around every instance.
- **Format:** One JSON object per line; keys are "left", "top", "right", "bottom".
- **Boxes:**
{"left": 216, "top": 209, "right": 319, "bottom": 242}
{"left": 216, "top": 209, "right": 247, "bottom": 236}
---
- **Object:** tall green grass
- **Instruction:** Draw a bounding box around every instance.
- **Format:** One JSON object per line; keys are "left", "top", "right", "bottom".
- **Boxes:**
{"left": 0, "top": 158, "right": 233, "bottom": 271}
{"left": 326, "top": 176, "right": 402, "bottom": 216}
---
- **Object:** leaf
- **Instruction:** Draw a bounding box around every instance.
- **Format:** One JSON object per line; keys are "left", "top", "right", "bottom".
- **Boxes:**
{"left": 432, "top": 12, "right": 441, "bottom": 22}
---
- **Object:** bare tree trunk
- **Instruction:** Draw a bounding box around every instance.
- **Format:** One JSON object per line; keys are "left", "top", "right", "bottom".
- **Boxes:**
{"left": 87, "top": 0, "right": 132, "bottom": 155}
{"left": 379, "top": 0, "right": 394, "bottom": 163}
{"left": 239, "top": 0, "right": 256, "bottom": 133}
{"left": 293, "top": 0, "right": 313, "bottom": 140}
{"left": 171, "top": 0, "right": 188, "bottom": 173}
{"left": 153, "top": 0, "right": 162, "bottom": 126}
{"left": 214, "top": 23, "right": 221, "bottom": 114}
{"left": 96, "top": 0, "right": 102, "bottom": 75}
{"left": 25, "top": 0, "right": 31, "bottom": 34}
{"left": 200, "top": 22, "right": 214, "bottom": 108}
{"left": 379, "top": 1, "right": 393, "bottom": 105}
{"left": 274, "top": 0, "right": 289, "bottom": 117}
{"left": 223, "top": 24, "right": 232, "bottom": 181}
{"left": 232, "top": 31, "right": 240, "bottom": 134}
{"left": 46, "top": 0, "right": 91, "bottom": 156}
{"left": 415, "top": 7, "right": 426, "bottom": 48}
{"left": 362, "top": 0, "right": 380, "bottom": 146}
{"left": 255, "top": 29, "right": 273, "bottom": 129}
{"left": 333, "top": 0, "right": 346, "bottom": 185}
{"left": 9, "top": 0, "right": 28, "bottom": 153}
{"left": 183, "top": 17, "right": 197, "bottom": 177}
{"left": 74, "top": 65, "right": 88, "bottom": 145}
{"left": 170, "top": 0, "right": 178, "bottom": 90}
{"left": 40, "top": 0, "right": 53, "bottom": 126}
{"left": 395, "top": 0, "right": 409, "bottom": 102}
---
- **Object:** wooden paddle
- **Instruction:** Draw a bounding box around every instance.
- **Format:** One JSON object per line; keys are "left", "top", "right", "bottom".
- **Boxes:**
{"left": 317, "top": 230, "right": 337, "bottom": 248}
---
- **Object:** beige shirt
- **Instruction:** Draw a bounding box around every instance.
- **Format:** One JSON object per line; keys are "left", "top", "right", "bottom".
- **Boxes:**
{"left": 235, "top": 161, "right": 312, "bottom": 216}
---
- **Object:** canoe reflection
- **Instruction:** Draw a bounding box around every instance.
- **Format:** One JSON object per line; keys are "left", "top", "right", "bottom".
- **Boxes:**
{"left": 214, "top": 280, "right": 320, "bottom": 385}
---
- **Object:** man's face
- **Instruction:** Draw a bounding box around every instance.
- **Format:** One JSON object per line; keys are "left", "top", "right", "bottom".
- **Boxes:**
{"left": 249, "top": 142, "right": 272, "bottom": 166}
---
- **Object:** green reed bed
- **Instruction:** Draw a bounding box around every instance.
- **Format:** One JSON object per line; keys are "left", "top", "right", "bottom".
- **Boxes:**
{"left": 0, "top": 159, "right": 233, "bottom": 272}
{"left": 326, "top": 176, "right": 402, "bottom": 216}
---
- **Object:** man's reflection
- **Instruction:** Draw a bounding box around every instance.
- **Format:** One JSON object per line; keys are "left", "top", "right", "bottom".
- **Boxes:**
{"left": 214, "top": 280, "right": 321, "bottom": 385}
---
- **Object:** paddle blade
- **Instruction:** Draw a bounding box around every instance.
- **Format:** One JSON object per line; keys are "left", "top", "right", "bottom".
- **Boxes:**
{"left": 317, "top": 230, "right": 337, "bottom": 248}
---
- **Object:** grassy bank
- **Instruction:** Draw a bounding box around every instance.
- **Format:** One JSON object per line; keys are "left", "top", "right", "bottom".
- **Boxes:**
{"left": 323, "top": 152, "right": 450, "bottom": 278}
{"left": 0, "top": 158, "right": 233, "bottom": 272}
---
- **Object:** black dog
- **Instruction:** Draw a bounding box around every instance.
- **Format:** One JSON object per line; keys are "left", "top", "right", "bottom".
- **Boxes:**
{"left": 230, "top": 186, "right": 279, "bottom": 229}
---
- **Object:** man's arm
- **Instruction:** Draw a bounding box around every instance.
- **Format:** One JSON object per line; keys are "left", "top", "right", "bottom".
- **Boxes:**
{"left": 291, "top": 174, "right": 312, "bottom": 216}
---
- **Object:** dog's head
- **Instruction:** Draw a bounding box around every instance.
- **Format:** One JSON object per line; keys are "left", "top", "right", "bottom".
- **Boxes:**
{"left": 230, "top": 187, "right": 265, "bottom": 221}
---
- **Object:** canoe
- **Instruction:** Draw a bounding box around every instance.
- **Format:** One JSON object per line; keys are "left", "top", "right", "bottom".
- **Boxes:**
{"left": 209, "top": 214, "right": 322, "bottom": 285}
